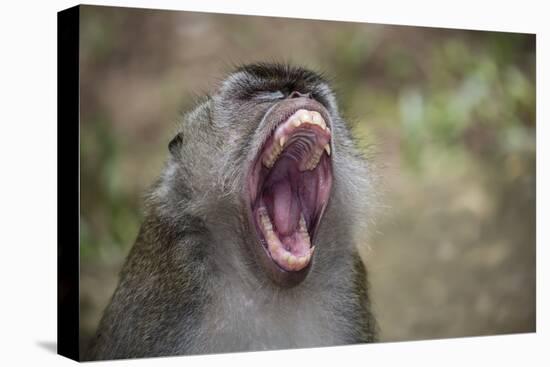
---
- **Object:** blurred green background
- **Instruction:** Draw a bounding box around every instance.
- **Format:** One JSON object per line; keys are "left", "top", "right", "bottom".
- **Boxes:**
{"left": 79, "top": 5, "right": 536, "bottom": 352}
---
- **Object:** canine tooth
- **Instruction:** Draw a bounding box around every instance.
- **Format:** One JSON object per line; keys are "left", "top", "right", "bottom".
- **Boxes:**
{"left": 283, "top": 252, "right": 290, "bottom": 261}
{"left": 279, "top": 136, "right": 286, "bottom": 147}
{"left": 310, "top": 246, "right": 316, "bottom": 255}
{"left": 300, "top": 223, "right": 309, "bottom": 244}
{"left": 324, "top": 144, "right": 331, "bottom": 156}
{"left": 299, "top": 215, "right": 307, "bottom": 232}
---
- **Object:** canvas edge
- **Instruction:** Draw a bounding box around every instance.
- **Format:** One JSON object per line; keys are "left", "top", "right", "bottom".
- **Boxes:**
{"left": 57, "top": 4, "right": 81, "bottom": 362}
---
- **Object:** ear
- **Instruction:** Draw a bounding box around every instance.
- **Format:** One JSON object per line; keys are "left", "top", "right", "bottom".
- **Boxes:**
{"left": 168, "top": 133, "right": 183, "bottom": 158}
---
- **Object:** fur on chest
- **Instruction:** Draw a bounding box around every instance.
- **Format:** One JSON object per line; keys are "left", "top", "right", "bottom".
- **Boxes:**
{"left": 188, "top": 277, "right": 356, "bottom": 353}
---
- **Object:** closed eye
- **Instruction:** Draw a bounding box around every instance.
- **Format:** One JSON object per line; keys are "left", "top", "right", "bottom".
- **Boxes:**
{"left": 253, "top": 91, "right": 285, "bottom": 101}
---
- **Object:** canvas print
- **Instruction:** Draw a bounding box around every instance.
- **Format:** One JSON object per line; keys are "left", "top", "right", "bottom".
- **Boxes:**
{"left": 57, "top": 4, "right": 536, "bottom": 361}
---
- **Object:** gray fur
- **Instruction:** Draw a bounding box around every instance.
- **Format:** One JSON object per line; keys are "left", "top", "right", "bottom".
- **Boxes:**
{"left": 87, "top": 63, "right": 377, "bottom": 360}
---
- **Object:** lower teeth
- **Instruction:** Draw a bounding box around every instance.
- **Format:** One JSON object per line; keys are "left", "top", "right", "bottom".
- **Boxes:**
{"left": 258, "top": 207, "right": 313, "bottom": 270}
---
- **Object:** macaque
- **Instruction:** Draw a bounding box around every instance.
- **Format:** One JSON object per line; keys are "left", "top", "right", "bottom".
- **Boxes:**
{"left": 87, "top": 63, "right": 377, "bottom": 360}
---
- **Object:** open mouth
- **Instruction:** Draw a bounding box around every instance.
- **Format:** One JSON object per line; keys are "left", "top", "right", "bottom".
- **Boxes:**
{"left": 248, "top": 108, "right": 333, "bottom": 273}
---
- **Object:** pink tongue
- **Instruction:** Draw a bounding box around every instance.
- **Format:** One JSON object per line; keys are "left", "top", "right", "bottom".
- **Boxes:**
{"left": 272, "top": 179, "right": 300, "bottom": 236}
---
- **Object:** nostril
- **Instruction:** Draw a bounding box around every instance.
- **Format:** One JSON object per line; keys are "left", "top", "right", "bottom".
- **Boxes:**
{"left": 288, "top": 91, "right": 311, "bottom": 99}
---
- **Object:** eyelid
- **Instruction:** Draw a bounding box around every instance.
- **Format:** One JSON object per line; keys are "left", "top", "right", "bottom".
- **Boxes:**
{"left": 253, "top": 91, "right": 285, "bottom": 101}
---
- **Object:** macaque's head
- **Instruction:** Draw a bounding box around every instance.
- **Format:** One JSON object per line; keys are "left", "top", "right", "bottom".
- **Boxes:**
{"left": 164, "top": 63, "right": 371, "bottom": 287}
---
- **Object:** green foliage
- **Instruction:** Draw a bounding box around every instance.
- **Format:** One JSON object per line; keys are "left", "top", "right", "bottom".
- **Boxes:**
{"left": 80, "top": 115, "right": 141, "bottom": 263}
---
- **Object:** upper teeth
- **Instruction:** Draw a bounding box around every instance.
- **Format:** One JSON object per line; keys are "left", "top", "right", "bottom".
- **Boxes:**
{"left": 293, "top": 110, "right": 327, "bottom": 130}
{"left": 262, "top": 142, "right": 284, "bottom": 168}
{"left": 262, "top": 109, "right": 331, "bottom": 169}
{"left": 301, "top": 146, "right": 324, "bottom": 171}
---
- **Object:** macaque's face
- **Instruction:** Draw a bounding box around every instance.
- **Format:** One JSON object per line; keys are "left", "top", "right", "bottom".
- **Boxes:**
{"left": 215, "top": 65, "right": 337, "bottom": 286}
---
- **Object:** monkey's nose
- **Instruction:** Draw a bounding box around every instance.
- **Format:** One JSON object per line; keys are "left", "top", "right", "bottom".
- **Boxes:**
{"left": 288, "top": 91, "right": 312, "bottom": 99}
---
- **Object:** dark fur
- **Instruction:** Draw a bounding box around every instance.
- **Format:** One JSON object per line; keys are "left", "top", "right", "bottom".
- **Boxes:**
{"left": 87, "top": 63, "right": 377, "bottom": 360}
